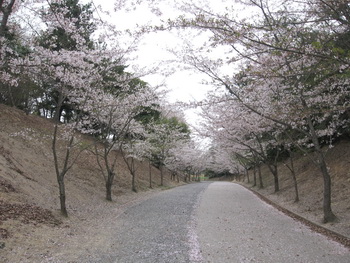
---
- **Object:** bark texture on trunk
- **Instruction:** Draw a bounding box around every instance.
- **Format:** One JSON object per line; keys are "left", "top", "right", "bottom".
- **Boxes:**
{"left": 273, "top": 169, "right": 279, "bottom": 193}
{"left": 267, "top": 164, "right": 279, "bottom": 193}
{"left": 288, "top": 153, "right": 299, "bottom": 202}
{"left": 258, "top": 165, "right": 264, "bottom": 189}
{"left": 58, "top": 177, "right": 68, "bottom": 217}
{"left": 253, "top": 165, "right": 257, "bottom": 187}
{"left": 106, "top": 181, "right": 112, "bottom": 201}
{"left": 305, "top": 115, "right": 336, "bottom": 222}
{"left": 149, "top": 162, "right": 153, "bottom": 189}
{"left": 160, "top": 165, "right": 164, "bottom": 186}
{"left": 106, "top": 171, "right": 114, "bottom": 201}
{"left": 319, "top": 157, "right": 336, "bottom": 222}
{"left": 245, "top": 168, "right": 250, "bottom": 183}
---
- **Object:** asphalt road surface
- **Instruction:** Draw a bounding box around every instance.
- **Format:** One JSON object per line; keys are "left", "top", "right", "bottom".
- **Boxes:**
{"left": 196, "top": 182, "right": 349, "bottom": 263}
{"left": 84, "top": 181, "right": 350, "bottom": 262}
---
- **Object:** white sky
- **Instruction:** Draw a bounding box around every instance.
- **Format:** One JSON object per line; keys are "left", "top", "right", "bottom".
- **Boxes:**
{"left": 86, "top": 0, "right": 215, "bottom": 125}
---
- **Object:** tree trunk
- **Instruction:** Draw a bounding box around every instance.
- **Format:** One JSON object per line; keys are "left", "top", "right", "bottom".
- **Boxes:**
{"left": 149, "top": 161, "right": 153, "bottom": 188}
{"left": 308, "top": 126, "right": 336, "bottom": 222}
{"left": 131, "top": 172, "right": 136, "bottom": 192}
{"left": 160, "top": 165, "right": 164, "bottom": 186}
{"left": 131, "top": 158, "right": 137, "bottom": 192}
{"left": 292, "top": 170, "right": 299, "bottom": 203}
{"left": 52, "top": 124, "right": 69, "bottom": 217}
{"left": 258, "top": 165, "right": 264, "bottom": 189}
{"left": 288, "top": 152, "right": 299, "bottom": 202}
{"left": 319, "top": 157, "right": 336, "bottom": 222}
{"left": 266, "top": 163, "right": 279, "bottom": 192}
{"left": 53, "top": 91, "right": 64, "bottom": 122}
{"left": 106, "top": 171, "right": 114, "bottom": 201}
{"left": 304, "top": 114, "right": 336, "bottom": 222}
{"left": 302, "top": 99, "right": 336, "bottom": 222}
{"left": 272, "top": 166, "right": 279, "bottom": 193}
{"left": 253, "top": 165, "right": 257, "bottom": 187}
{"left": 106, "top": 180, "right": 112, "bottom": 201}
{"left": 245, "top": 168, "right": 250, "bottom": 183}
{"left": 57, "top": 176, "right": 68, "bottom": 217}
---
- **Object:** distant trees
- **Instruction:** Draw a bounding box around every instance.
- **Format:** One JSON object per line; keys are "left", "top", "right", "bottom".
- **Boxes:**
{"left": 166, "top": 138, "right": 205, "bottom": 182}
{"left": 142, "top": 110, "right": 191, "bottom": 186}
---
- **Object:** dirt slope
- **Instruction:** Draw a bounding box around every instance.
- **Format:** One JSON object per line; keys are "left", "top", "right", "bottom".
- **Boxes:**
{"left": 0, "top": 104, "right": 180, "bottom": 262}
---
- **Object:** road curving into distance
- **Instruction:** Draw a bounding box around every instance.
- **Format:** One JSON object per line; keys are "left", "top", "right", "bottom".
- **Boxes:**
{"left": 81, "top": 181, "right": 349, "bottom": 262}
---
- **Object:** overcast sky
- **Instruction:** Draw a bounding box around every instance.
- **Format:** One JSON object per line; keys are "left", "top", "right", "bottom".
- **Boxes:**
{"left": 80, "top": 0, "right": 243, "bottom": 147}
{"left": 86, "top": 0, "right": 214, "bottom": 114}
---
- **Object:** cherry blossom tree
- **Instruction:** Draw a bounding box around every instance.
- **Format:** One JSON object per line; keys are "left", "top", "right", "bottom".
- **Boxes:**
{"left": 1, "top": 0, "right": 102, "bottom": 216}
{"left": 160, "top": 0, "right": 350, "bottom": 223}
{"left": 121, "top": 145, "right": 142, "bottom": 192}
{"left": 120, "top": 123, "right": 153, "bottom": 192}
{"left": 199, "top": 90, "right": 282, "bottom": 188}
{"left": 80, "top": 80, "right": 158, "bottom": 200}
{"left": 142, "top": 105, "right": 191, "bottom": 185}
{"left": 1, "top": 0, "right": 160, "bottom": 214}
{"left": 165, "top": 137, "right": 205, "bottom": 182}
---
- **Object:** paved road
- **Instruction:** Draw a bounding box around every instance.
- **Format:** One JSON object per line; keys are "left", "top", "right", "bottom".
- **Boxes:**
{"left": 84, "top": 181, "right": 349, "bottom": 262}
{"left": 82, "top": 182, "right": 210, "bottom": 263}
{"left": 110, "top": 182, "right": 209, "bottom": 263}
{"left": 196, "top": 182, "right": 349, "bottom": 263}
